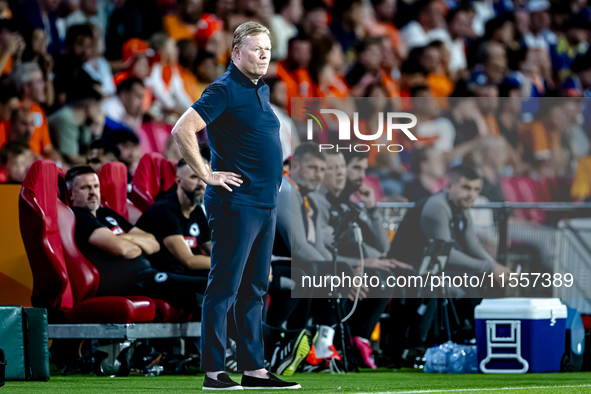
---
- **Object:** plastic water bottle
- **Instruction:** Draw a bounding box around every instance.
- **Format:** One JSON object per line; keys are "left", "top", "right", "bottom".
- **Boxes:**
{"left": 431, "top": 348, "right": 448, "bottom": 373}
{"left": 449, "top": 346, "right": 466, "bottom": 373}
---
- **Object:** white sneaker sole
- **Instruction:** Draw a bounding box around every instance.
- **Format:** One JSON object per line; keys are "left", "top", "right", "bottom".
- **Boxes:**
{"left": 202, "top": 386, "right": 244, "bottom": 390}
{"left": 242, "top": 384, "right": 301, "bottom": 390}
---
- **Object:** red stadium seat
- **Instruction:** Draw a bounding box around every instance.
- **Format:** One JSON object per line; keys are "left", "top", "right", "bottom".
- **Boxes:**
{"left": 501, "top": 177, "right": 527, "bottom": 221}
{"left": 99, "top": 161, "right": 130, "bottom": 219}
{"left": 19, "top": 160, "right": 156, "bottom": 324}
{"left": 501, "top": 177, "right": 547, "bottom": 223}
{"left": 129, "top": 153, "right": 177, "bottom": 212}
{"left": 127, "top": 199, "right": 142, "bottom": 225}
{"left": 513, "top": 177, "right": 547, "bottom": 223}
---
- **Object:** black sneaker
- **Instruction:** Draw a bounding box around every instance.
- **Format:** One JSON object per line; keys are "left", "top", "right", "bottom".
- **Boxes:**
{"left": 269, "top": 329, "right": 311, "bottom": 376}
{"left": 203, "top": 373, "right": 243, "bottom": 390}
{"left": 241, "top": 372, "right": 301, "bottom": 389}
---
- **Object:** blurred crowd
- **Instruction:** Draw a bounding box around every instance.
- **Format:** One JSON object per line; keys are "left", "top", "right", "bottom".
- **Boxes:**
{"left": 3, "top": 0, "right": 591, "bottom": 203}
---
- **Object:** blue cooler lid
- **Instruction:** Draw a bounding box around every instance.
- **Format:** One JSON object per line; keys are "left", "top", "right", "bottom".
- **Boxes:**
{"left": 475, "top": 298, "right": 568, "bottom": 320}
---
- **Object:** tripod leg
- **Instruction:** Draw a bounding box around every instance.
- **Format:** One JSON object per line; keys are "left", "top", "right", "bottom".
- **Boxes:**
{"left": 334, "top": 298, "right": 349, "bottom": 372}
{"left": 448, "top": 297, "right": 461, "bottom": 328}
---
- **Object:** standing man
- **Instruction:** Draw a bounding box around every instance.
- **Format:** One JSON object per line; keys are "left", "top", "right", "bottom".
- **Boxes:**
{"left": 171, "top": 22, "right": 300, "bottom": 390}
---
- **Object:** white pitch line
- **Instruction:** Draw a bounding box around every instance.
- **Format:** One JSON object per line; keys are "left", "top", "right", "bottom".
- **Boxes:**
{"left": 355, "top": 384, "right": 591, "bottom": 394}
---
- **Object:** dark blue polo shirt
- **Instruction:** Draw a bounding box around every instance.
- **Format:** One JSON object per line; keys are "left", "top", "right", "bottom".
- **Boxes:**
{"left": 191, "top": 61, "right": 283, "bottom": 208}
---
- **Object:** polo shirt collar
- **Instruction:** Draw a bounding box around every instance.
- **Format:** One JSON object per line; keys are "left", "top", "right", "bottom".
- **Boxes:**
{"left": 228, "top": 61, "right": 266, "bottom": 88}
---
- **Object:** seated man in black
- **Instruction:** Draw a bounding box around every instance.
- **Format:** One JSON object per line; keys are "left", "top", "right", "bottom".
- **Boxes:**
{"left": 136, "top": 158, "right": 210, "bottom": 276}
{"left": 66, "top": 165, "right": 206, "bottom": 311}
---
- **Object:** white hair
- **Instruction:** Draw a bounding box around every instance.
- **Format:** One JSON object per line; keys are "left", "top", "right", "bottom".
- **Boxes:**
{"left": 231, "top": 22, "right": 271, "bottom": 61}
{"left": 11, "top": 62, "right": 42, "bottom": 92}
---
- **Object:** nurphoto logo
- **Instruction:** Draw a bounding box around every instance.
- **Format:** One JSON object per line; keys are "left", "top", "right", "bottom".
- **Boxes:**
{"left": 303, "top": 107, "right": 418, "bottom": 153}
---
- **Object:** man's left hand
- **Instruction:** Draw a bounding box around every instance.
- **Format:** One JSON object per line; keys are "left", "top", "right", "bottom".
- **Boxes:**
{"left": 356, "top": 183, "right": 376, "bottom": 208}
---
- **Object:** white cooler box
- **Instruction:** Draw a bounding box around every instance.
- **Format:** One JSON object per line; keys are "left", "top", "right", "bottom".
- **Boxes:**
{"left": 475, "top": 298, "right": 567, "bottom": 373}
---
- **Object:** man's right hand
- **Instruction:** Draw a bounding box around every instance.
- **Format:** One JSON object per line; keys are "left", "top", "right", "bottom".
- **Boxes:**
{"left": 202, "top": 171, "right": 243, "bottom": 192}
{"left": 363, "top": 258, "right": 413, "bottom": 272}
{"left": 492, "top": 263, "right": 513, "bottom": 285}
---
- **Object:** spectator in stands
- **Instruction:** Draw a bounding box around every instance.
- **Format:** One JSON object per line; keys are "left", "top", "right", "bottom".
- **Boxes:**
{"left": 329, "top": 0, "right": 363, "bottom": 56}
{"left": 21, "top": 27, "right": 55, "bottom": 107}
{"left": 4, "top": 107, "right": 35, "bottom": 150}
{"left": 400, "top": 0, "right": 450, "bottom": 51}
{"left": 193, "top": 50, "right": 218, "bottom": 99}
{"left": 467, "top": 72, "right": 501, "bottom": 137}
{"left": 411, "top": 85, "right": 457, "bottom": 155}
{"left": 403, "top": 145, "right": 445, "bottom": 202}
{"left": 86, "top": 139, "right": 120, "bottom": 173}
{"left": 136, "top": 158, "right": 211, "bottom": 275}
{"left": 83, "top": 25, "right": 116, "bottom": 97}
{"left": 470, "top": 40, "right": 507, "bottom": 86}
{"left": 269, "top": 0, "right": 302, "bottom": 61}
{"left": 12, "top": 0, "right": 64, "bottom": 57}
{"left": 521, "top": 100, "right": 570, "bottom": 178}
{"left": 446, "top": 4, "right": 473, "bottom": 77}
{"left": 11, "top": 62, "right": 60, "bottom": 161}
{"left": 53, "top": 24, "right": 95, "bottom": 107}
{"left": 105, "top": 0, "right": 162, "bottom": 62}
{"left": 267, "top": 77, "right": 299, "bottom": 161}
{"left": 418, "top": 41, "right": 454, "bottom": 100}
{"left": 310, "top": 37, "right": 349, "bottom": 97}
{"left": 65, "top": 165, "right": 207, "bottom": 309}
{"left": 146, "top": 32, "right": 193, "bottom": 117}
{"left": 571, "top": 49, "right": 591, "bottom": 97}
{"left": 0, "top": 140, "right": 32, "bottom": 183}
{"left": 300, "top": 0, "right": 329, "bottom": 40}
{"left": 444, "top": 89, "right": 483, "bottom": 146}
{"left": 113, "top": 38, "right": 154, "bottom": 115}
{"left": 483, "top": 14, "right": 515, "bottom": 48}
{"left": 370, "top": 0, "right": 405, "bottom": 60}
{"left": 105, "top": 130, "right": 141, "bottom": 180}
{"left": 102, "top": 77, "right": 145, "bottom": 132}
{"left": 66, "top": 0, "right": 108, "bottom": 35}
{"left": 176, "top": 39, "right": 200, "bottom": 102}
{"left": 276, "top": 35, "right": 312, "bottom": 110}
{"left": 163, "top": 0, "right": 222, "bottom": 48}
{"left": 550, "top": 16, "right": 590, "bottom": 81}
{"left": 524, "top": 0, "right": 552, "bottom": 51}
{"left": 48, "top": 80, "right": 103, "bottom": 164}
{"left": 346, "top": 36, "right": 397, "bottom": 97}
{"left": 476, "top": 136, "right": 508, "bottom": 205}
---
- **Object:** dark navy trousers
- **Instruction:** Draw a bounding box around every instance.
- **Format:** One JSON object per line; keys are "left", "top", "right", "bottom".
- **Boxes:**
{"left": 201, "top": 198, "right": 277, "bottom": 372}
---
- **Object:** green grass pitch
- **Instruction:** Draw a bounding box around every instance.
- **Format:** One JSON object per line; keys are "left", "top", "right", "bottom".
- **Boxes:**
{"left": 2, "top": 369, "right": 591, "bottom": 393}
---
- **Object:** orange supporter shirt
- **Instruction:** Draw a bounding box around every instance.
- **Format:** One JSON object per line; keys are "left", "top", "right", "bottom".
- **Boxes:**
{"left": 571, "top": 156, "right": 591, "bottom": 201}
{"left": 0, "top": 105, "right": 51, "bottom": 155}
{"left": 521, "top": 120, "right": 557, "bottom": 161}
{"left": 27, "top": 103, "right": 52, "bottom": 155}
{"left": 329, "top": 75, "right": 350, "bottom": 98}
{"left": 428, "top": 73, "right": 453, "bottom": 109}
{"left": 178, "top": 66, "right": 201, "bottom": 102}
{"left": 276, "top": 61, "right": 312, "bottom": 114}
{"left": 1, "top": 56, "right": 11, "bottom": 76}
{"left": 163, "top": 13, "right": 222, "bottom": 47}
{"left": 382, "top": 70, "right": 400, "bottom": 98}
